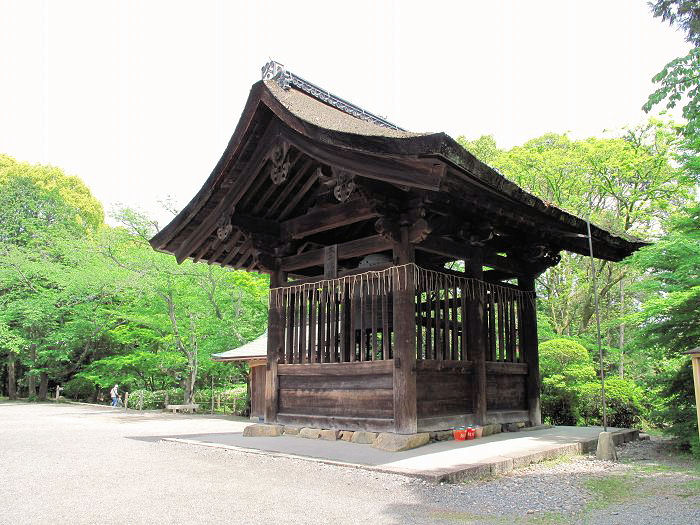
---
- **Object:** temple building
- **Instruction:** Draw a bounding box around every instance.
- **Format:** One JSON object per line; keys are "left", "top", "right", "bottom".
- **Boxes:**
{"left": 151, "top": 61, "right": 644, "bottom": 434}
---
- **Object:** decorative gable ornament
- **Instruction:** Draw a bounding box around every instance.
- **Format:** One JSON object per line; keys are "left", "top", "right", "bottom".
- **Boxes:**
{"left": 332, "top": 168, "right": 356, "bottom": 202}
{"left": 216, "top": 214, "right": 232, "bottom": 241}
{"left": 269, "top": 142, "right": 291, "bottom": 185}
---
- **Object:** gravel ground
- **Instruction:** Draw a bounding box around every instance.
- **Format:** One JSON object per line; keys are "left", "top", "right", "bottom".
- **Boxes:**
{"left": 1, "top": 402, "right": 698, "bottom": 524}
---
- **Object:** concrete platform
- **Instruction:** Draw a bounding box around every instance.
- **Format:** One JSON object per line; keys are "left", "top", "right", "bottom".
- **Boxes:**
{"left": 161, "top": 425, "right": 640, "bottom": 482}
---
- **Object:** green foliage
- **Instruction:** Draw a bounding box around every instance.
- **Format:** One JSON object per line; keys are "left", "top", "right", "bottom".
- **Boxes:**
{"left": 0, "top": 154, "right": 104, "bottom": 236}
{"left": 644, "top": 48, "right": 700, "bottom": 138}
{"left": 63, "top": 376, "right": 97, "bottom": 400}
{"left": 126, "top": 385, "right": 248, "bottom": 414}
{"left": 539, "top": 339, "right": 597, "bottom": 425}
{"left": 0, "top": 154, "right": 267, "bottom": 403}
{"left": 649, "top": 0, "right": 700, "bottom": 47}
{"left": 628, "top": 204, "right": 700, "bottom": 455}
{"left": 627, "top": 204, "right": 700, "bottom": 351}
{"left": 579, "top": 377, "right": 644, "bottom": 428}
{"left": 460, "top": 120, "right": 692, "bottom": 348}
{"left": 539, "top": 339, "right": 645, "bottom": 428}
{"left": 650, "top": 359, "right": 700, "bottom": 456}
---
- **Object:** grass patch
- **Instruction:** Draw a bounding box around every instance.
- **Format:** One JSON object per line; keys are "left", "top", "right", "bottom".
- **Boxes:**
{"left": 674, "top": 479, "right": 700, "bottom": 498}
{"left": 583, "top": 474, "right": 645, "bottom": 510}
{"left": 525, "top": 512, "right": 569, "bottom": 524}
{"left": 532, "top": 454, "right": 575, "bottom": 468}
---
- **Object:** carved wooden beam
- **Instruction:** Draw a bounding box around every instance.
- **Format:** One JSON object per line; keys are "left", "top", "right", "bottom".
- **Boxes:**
{"left": 231, "top": 213, "right": 280, "bottom": 237}
{"left": 417, "top": 235, "right": 524, "bottom": 276}
{"left": 280, "top": 234, "right": 393, "bottom": 271}
{"left": 281, "top": 199, "right": 380, "bottom": 240}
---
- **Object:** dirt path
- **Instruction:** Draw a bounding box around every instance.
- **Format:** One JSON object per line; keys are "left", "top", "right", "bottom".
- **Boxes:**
{"left": 1, "top": 402, "right": 698, "bottom": 524}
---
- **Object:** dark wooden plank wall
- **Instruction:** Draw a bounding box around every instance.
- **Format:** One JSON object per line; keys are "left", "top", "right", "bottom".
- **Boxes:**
{"left": 487, "top": 373, "right": 527, "bottom": 411}
{"left": 277, "top": 361, "right": 394, "bottom": 420}
{"left": 416, "top": 365, "right": 474, "bottom": 418}
{"left": 250, "top": 365, "right": 266, "bottom": 418}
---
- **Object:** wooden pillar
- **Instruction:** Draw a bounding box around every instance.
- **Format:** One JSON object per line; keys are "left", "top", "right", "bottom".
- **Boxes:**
{"left": 518, "top": 275, "right": 541, "bottom": 426}
{"left": 265, "top": 266, "right": 286, "bottom": 423}
{"left": 466, "top": 248, "right": 487, "bottom": 424}
{"left": 687, "top": 348, "right": 700, "bottom": 443}
{"left": 392, "top": 226, "right": 417, "bottom": 434}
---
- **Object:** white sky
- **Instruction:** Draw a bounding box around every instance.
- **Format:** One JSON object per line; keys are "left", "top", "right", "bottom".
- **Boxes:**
{"left": 0, "top": 0, "right": 690, "bottom": 227}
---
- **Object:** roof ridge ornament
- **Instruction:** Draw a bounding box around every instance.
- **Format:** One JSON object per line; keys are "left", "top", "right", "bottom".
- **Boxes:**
{"left": 261, "top": 60, "right": 404, "bottom": 131}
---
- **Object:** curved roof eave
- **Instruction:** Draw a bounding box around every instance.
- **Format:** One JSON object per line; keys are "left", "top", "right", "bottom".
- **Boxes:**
{"left": 150, "top": 80, "right": 647, "bottom": 259}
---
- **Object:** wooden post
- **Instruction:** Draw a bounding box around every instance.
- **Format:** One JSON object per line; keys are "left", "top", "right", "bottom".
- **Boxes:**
{"left": 392, "top": 226, "right": 417, "bottom": 434}
{"left": 124, "top": 391, "right": 129, "bottom": 411}
{"left": 139, "top": 392, "right": 144, "bottom": 411}
{"left": 54, "top": 385, "right": 62, "bottom": 402}
{"left": 687, "top": 348, "right": 700, "bottom": 443}
{"left": 265, "top": 266, "right": 286, "bottom": 423}
{"left": 518, "top": 276, "right": 541, "bottom": 426}
{"left": 324, "top": 244, "right": 338, "bottom": 279}
{"left": 324, "top": 246, "right": 338, "bottom": 363}
{"left": 164, "top": 392, "right": 169, "bottom": 409}
{"left": 211, "top": 377, "right": 215, "bottom": 414}
{"left": 466, "top": 248, "right": 487, "bottom": 424}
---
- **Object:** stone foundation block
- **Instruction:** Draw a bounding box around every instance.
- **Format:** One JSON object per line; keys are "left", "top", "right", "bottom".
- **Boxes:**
{"left": 299, "top": 427, "right": 322, "bottom": 439}
{"left": 339, "top": 431, "right": 354, "bottom": 442}
{"left": 320, "top": 429, "right": 339, "bottom": 441}
{"left": 242, "top": 424, "right": 283, "bottom": 437}
{"left": 596, "top": 431, "right": 618, "bottom": 461}
{"left": 350, "top": 431, "right": 378, "bottom": 444}
{"left": 283, "top": 427, "right": 300, "bottom": 436}
{"left": 372, "top": 432, "right": 430, "bottom": 452}
{"left": 504, "top": 423, "right": 520, "bottom": 432}
{"left": 481, "top": 424, "right": 501, "bottom": 437}
{"left": 436, "top": 430, "right": 454, "bottom": 441}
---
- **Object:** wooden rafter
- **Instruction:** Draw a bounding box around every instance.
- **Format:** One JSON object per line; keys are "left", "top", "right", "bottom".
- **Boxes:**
{"left": 174, "top": 121, "right": 280, "bottom": 263}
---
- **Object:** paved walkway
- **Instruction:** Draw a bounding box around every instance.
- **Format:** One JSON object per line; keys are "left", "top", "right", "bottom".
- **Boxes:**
{"left": 162, "top": 424, "right": 638, "bottom": 481}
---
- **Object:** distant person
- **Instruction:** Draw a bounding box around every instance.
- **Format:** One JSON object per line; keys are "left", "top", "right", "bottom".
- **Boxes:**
{"left": 110, "top": 384, "right": 119, "bottom": 406}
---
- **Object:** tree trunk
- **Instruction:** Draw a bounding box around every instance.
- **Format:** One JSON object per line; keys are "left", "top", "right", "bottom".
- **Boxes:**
{"left": 7, "top": 353, "right": 17, "bottom": 400}
{"left": 183, "top": 356, "right": 197, "bottom": 404}
{"left": 27, "top": 344, "right": 37, "bottom": 398}
{"left": 38, "top": 372, "right": 48, "bottom": 400}
{"left": 619, "top": 278, "right": 625, "bottom": 379}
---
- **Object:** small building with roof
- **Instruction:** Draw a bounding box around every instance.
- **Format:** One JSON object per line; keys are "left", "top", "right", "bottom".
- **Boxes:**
{"left": 152, "top": 61, "right": 644, "bottom": 435}
{"left": 212, "top": 332, "right": 267, "bottom": 421}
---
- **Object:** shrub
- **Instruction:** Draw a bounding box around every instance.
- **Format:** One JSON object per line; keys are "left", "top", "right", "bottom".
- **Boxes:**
{"left": 578, "top": 377, "right": 644, "bottom": 428}
{"left": 539, "top": 339, "right": 597, "bottom": 425}
{"left": 64, "top": 376, "right": 97, "bottom": 400}
{"left": 654, "top": 359, "right": 700, "bottom": 457}
{"left": 539, "top": 338, "right": 592, "bottom": 376}
{"left": 126, "top": 385, "right": 249, "bottom": 414}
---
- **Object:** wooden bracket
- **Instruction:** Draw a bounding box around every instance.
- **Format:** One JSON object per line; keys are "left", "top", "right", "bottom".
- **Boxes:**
{"left": 374, "top": 217, "right": 400, "bottom": 243}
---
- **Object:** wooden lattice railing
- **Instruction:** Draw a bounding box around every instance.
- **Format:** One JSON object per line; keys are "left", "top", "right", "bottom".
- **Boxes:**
{"left": 269, "top": 264, "right": 535, "bottom": 365}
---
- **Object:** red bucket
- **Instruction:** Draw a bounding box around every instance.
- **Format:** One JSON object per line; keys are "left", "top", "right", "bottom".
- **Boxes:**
{"left": 453, "top": 428, "right": 467, "bottom": 441}
{"left": 466, "top": 427, "right": 476, "bottom": 440}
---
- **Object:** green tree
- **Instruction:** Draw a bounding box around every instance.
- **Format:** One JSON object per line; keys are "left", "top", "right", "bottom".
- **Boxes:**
{"left": 459, "top": 120, "right": 692, "bottom": 345}
{"left": 97, "top": 208, "right": 268, "bottom": 404}
{"left": 627, "top": 205, "right": 700, "bottom": 452}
